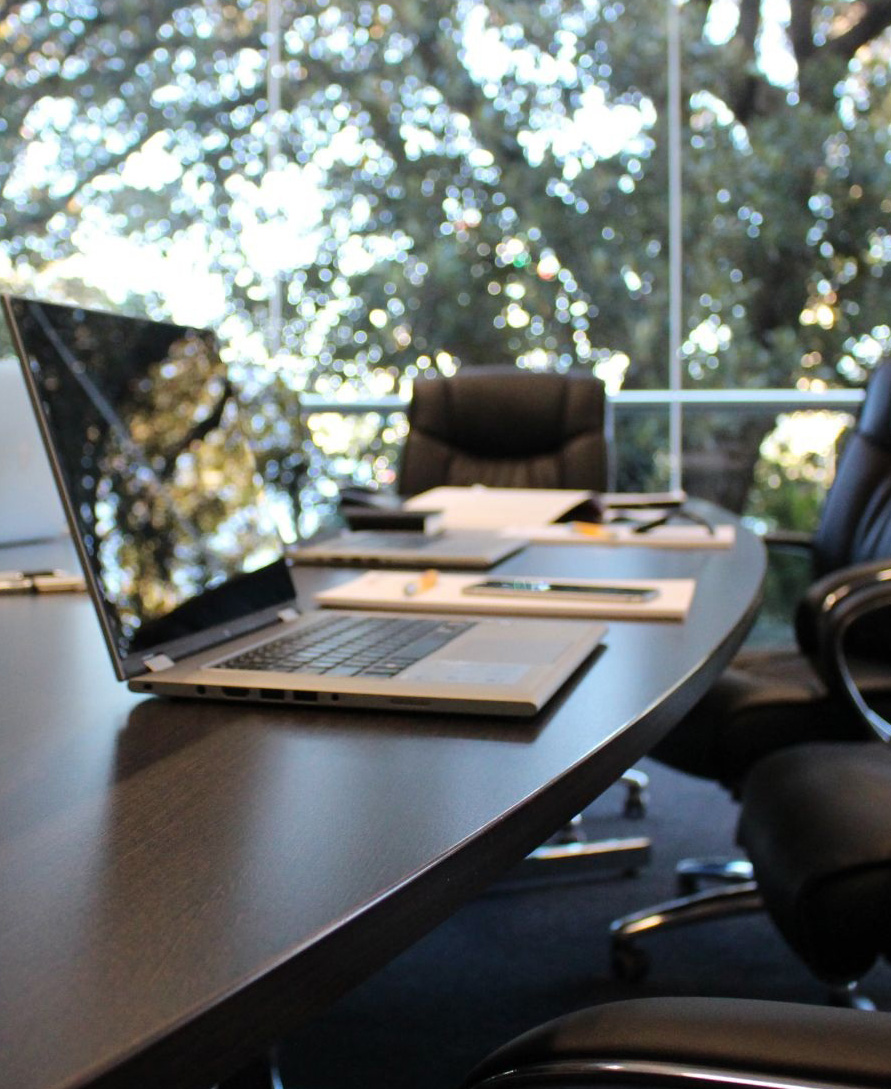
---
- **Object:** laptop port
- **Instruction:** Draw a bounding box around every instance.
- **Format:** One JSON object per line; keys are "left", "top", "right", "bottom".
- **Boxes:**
{"left": 290, "top": 691, "right": 319, "bottom": 702}
{"left": 260, "top": 689, "right": 285, "bottom": 701}
{"left": 221, "top": 686, "right": 249, "bottom": 697}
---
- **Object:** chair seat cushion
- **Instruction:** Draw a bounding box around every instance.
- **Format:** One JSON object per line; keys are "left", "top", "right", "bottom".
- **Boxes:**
{"left": 462, "top": 997, "right": 891, "bottom": 1088}
{"left": 650, "top": 646, "right": 886, "bottom": 790}
{"left": 739, "top": 742, "right": 891, "bottom": 982}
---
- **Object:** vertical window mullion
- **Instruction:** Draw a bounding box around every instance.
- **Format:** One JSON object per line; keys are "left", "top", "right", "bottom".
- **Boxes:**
{"left": 667, "top": 0, "right": 684, "bottom": 493}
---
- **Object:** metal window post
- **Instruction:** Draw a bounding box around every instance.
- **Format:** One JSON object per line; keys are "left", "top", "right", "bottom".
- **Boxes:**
{"left": 667, "top": 0, "right": 684, "bottom": 492}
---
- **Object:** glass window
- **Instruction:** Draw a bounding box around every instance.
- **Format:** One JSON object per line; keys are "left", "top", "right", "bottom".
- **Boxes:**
{"left": 2, "top": 2, "right": 890, "bottom": 531}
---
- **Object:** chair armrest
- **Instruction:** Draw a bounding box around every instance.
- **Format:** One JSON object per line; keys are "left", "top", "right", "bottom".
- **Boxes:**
{"left": 462, "top": 997, "right": 891, "bottom": 1088}
{"left": 795, "top": 558, "right": 891, "bottom": 743}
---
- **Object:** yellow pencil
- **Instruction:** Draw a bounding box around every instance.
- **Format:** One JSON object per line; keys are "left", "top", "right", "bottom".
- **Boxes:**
{"left": 403, "top": 569, "right": 439, "bottom": 597}
{"left": 570, "top": 521, "right": 615, "bottom": 539}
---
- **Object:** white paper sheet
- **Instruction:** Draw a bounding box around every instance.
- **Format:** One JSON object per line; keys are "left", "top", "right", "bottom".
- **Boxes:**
{"left": 402, "top": 485, "right": 593, "bottom": 530}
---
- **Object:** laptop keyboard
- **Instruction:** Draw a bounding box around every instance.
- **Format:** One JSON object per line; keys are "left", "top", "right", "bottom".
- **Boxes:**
{"left": 218, "top": 614, "right": 475, "bottom": 677}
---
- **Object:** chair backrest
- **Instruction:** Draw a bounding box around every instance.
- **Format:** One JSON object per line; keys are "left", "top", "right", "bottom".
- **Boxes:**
{"left": 397, "top": 366, "right": 608, "bottom": 496}
{"left": 813, "top": 361, "right": 891, "bottom": 577}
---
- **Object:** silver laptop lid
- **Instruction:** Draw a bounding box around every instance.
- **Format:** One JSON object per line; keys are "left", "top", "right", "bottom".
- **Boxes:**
{"left": 3, "top": 295, "right": 296, "bottom": 680}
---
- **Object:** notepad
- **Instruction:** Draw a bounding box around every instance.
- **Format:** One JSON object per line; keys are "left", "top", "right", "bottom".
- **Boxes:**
{"left": 500, "top": 523, "right": 736, "bottom": 549}
{"left": 315, "top": 571, "right": 696, "bottom": 621}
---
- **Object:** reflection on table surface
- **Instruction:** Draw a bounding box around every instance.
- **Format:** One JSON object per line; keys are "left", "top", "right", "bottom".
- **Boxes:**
{"left": 0, "top": 511, "right": 765, "bottom": 1089}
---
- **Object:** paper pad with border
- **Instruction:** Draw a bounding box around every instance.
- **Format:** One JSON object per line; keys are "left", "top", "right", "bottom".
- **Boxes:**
{"left": 315, "top": 571, "right": 696, "bottom": 621}
{"left": 500, "top": 522, "right": 736, "bottom": 549}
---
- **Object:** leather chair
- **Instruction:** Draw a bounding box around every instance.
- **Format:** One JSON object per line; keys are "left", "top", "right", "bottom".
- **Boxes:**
{"left": 610, "top": 361, "right": 891, "bottom": 974}
{"left": 398, "top": 366, "right": 610, "bottom": 495}
{"left": 644, "top": 363, "right": 891, "bottom": 792}
{"left": 398, "top": 366, "right": 648, "bottom": 875}
{"left": 460, "top": 996, "right": 891, "bottom": 1088}
{"left": 619, "top": 653, "right": 891, "bottom": 1005}
{"left": 650, "top": 359, "right": 891, "bottom": 791}
{"left": 731, "top": 556, "right": 891, "bottom": 1002}
{"left": 737, "top": 740, "right": 891, "bottom": 1005}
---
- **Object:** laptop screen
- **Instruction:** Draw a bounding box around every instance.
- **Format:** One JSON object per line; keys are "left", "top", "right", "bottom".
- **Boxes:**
{"left": 3, "top": 296, "right": 295, "bottom": 673}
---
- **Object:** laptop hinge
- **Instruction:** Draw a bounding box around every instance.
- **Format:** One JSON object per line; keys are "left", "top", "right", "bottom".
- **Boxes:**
{"left": 143, "top": 653, "right": 175, "bottom": 673}
{"left": 278, "top": 607, "right": 299, "bottom": 623}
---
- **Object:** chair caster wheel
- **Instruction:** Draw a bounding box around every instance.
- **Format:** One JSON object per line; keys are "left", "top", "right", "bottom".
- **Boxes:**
{"left": 829, "top": 984, "right": 876, "bottom": 1010}
{"left": 611, "top": 941, "right": 650, "bottom": 982}
{"left": 677, "top": 872, "right": 701, "bottom": 896}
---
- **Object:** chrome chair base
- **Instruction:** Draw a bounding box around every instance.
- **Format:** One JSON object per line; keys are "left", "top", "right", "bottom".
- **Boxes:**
{"left": 675, "top": 855, "right": 755, "bottom": 894}
{"left": 521, "top": 834, "right": 652, "bottom": 879}
{"left": 505, "top": 769, "right": 652, "bottom": 886}
{"left": 609, "top": 857, "right": 878, "bottom": 1008}
{"left": 829, "top": 981, "right": 877, "bottom": 1011}
{"left": 610, "top": 879, "right": 764, "bottom": 981}
{"left": 619, "top": 766, "right": 649, "bottom": 817}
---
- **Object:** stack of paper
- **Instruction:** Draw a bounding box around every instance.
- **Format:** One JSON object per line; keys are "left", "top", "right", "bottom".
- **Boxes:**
{"left": 600, "top": 490, "right": 688, "bottom": 509}
{"left": 315, "top": 570, "right": 696, "bottom": 621}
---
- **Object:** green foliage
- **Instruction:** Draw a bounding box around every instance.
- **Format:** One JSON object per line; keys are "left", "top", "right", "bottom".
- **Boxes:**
{"left": 3, "top": 1, "right": 891, "bottom": 516}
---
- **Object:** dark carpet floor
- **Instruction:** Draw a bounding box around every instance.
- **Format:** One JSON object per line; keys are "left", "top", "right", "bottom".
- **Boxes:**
{"left": 277, "top": 756, "right": 891, "bottom": 1089}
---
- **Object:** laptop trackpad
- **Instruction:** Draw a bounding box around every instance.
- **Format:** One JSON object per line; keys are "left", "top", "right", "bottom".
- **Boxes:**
{"left": 405, "top": 635, "right": 575, "bottom": 684}
{"left": 405, "top": 660, "right": 531, "bottom": 685}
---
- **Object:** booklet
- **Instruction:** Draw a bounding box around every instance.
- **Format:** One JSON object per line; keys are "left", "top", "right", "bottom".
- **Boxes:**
{"left": 402, "top": 485, "right": 595, "bottom": 530}
{"left": 315, "top": 570, "right": 696, "bottom": 621}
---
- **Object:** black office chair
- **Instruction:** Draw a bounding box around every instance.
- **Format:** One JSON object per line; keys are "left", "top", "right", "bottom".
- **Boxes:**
{"left": 397, "top": 366, "right": 649, "bottom": 876}
{"left": 735, "top": 741, "right": 891, "bottom": 1008}
{"left": 651, "top": 359, "right": 891, "bottom": 790}
{"left": 397, "top": 366, "right": 610, "bottom": 495}
{"left": 610, "top": 360, "right": 891, "bottom": 971}
{"left": 727, "top": 553, "right": 891, "bottom": 1005}
{"left": 460, "top": 996, "right": 891, "bottom": 1089}
{"left": 618, "top": 608, "right": 891, "bottom": 1005}
{"left": 614, "top": 581, "right": 891, "bottom": 998}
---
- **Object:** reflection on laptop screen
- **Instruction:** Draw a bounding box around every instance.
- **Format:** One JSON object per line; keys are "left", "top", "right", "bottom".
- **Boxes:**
{"left": 5, "top": 297, "right": 293, "bottom": 664}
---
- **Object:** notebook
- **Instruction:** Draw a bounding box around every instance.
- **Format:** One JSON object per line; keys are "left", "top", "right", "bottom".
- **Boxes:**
{"left": 2, "top": 295, "right": 606, "bottom": 717}
{"left": 316, "top": 570, "right": 697, "bottom": 621}
{"left": 0, "top": 356, "right": 68, "bottom": 544}
{"left": 290, "top": 527, "right": 526, "bottom": 569}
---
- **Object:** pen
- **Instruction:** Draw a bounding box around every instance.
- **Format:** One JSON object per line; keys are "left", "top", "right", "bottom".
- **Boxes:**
{"left": 632, "top": 510, "right": 715, "bottom": 535}
{"left": 403, "top": 569, "right": 439, "bottom": 597}
{"left": 0, "top": 569, "right": 86, "bottom": 594}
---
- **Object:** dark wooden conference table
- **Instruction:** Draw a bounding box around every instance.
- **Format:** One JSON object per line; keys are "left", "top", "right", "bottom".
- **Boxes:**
{"left": 0, "top": 507, "right": 765, "bottom": 1089}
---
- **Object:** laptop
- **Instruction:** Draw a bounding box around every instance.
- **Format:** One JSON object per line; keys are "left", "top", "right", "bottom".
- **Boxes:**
{"left": 3, "top": 295, "right": 606, "bottom": 717}
{"left": 0, "top": 355, "right": 68, "bottom": 544}
{"left": 290, "top": 527, "right": 525, "bottom": 569}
